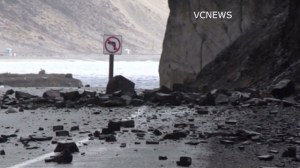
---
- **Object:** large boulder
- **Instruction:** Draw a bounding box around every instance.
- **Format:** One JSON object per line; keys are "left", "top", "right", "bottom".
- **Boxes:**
{"left": 15, "top": 91, "right": 37, "bottom": 100}
{"left": 60, "top": 91, "right": 81, "bottom": 101}
{"left": 159, "top": 0, "right": 284, "bottom": 89}
{"left": 54, "top": 142, "right": 79, "bottom": 153}
{"left": 106, "top": 75, "right": 135, "bottom": 95}
{"left": 271, "top": 79, "right": 295, "bottom": 99}
{"left": 43, "top": 90, "right": 62, "bottom": 100}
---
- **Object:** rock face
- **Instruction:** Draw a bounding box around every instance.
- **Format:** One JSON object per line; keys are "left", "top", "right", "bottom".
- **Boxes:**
{"left": 193, "top": 1, "right": 300, "bottom": 91}
{"left": 159, "top": 0, "right": 283, "bottom": 89}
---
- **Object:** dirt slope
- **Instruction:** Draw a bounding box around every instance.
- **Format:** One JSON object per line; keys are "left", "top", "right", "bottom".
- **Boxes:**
{"left": 0, "top": 0, "right": 168, "bottom": 56}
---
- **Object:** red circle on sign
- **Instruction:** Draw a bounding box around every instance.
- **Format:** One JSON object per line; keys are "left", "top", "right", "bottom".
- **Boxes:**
{"left": 105, "top": 36, "right": 121, "bottom": 54}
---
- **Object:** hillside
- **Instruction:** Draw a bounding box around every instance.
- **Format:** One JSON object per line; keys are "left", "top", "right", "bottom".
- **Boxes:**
{"left": 0, "top": 0, "right": 168, "bottom": 57}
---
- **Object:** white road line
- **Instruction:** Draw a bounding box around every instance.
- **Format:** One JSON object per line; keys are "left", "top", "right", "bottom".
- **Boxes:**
{"left": 7, "top": 106, "right": 148, "bottom": 168}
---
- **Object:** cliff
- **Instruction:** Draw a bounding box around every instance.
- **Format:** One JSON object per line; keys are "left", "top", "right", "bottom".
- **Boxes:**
{"left": 193, "top": 0, "right": 300, "bottom": 90}
{"left": 159, "top": 0, "right": 284, "bottom": 89}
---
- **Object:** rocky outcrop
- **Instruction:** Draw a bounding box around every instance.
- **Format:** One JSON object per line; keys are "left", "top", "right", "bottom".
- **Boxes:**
{"left": 192, "top": 0, "right": 300, "bottom": 91}
{"left": 159, "top": 0, "right": 283, "bottom": 89}
{"left": 0, "top": 73, "right": 83, "bottom": 87}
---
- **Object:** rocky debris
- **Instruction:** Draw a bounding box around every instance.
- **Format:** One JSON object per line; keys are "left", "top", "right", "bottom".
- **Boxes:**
{"left": 70, "top": 126, "right": 80, "bottom": 131}
{"left": 257, "top": 155, "right": 274, "bottom": 161}
{"left": 146, "top": 140, "right": 159, "bottom": 145}
{"left": 120, "top": 143, "right": 126, "bottom": 148}
{"left": 272, "top": 79, "right": 295, "bottom": 99}
{"left": 154, "top": 92, "right": 181, "bottom": 106}
{"left": 131, "top": 98, "right": 144, "bottom": 106}
{"left": 176, "top": 156, "right": 192, "bottom": 167}
{"left": 0, "top": 150, "right": 5, "bottom": 155}
{"left": 282, "top": 147, "right": 297, "bottom": 158}
{"left": 54, "top": 142, "right": 79, "bottom": 153}
{"left": 120, "top": 120, "right": 135, "bottom": 128}
{"left": 2, "top": 86, "right": 288, "bottom": 109}
{"left": 102, "top": 97, "right": 125, "bottom": 107}
{"left": 45, "top": 150, "right": 73, "bottom": 164}
{"left": 15, "top": 91, "right": 37, "bottom": 100}
{"left": 105, "top": 135, "right": 117, "bottom": 142}
{"left": 43, "top": 90, "right": 62, "bottom": 100}
{"left": 5, "top": 107, "right": 18, "bottom": 114}
{"left": 1, "top": 84, "right": 300, "bottom": 167}
{"left": 53, "top": 125, "right": 64, "bottom": 131}
{"left": 0, "top": 137, "right": 8, "bottom": 143}
{"left": 5, "top": 89, "right": 14, "bottom": 95}
{"left": 28, "top": 135, "right": 52, "bottom": 141}
{"left": 60, "top": 91, "right": 80, "bottom": 101}
{"left": 108, "top": 120, "right": 121, "bottom": 132}
{"left": 163, "top": 132, "right": 187, "bottom": 140}
{"left": 153, "top": 129, "right": 162, "bottom": 136}
{"left": 93, "top": 130, "right": 101, "bottom": 137}
{"left": 196, "top": 109, "right": 209, "bottom": 115}
{"left": 159, "top": 156, "right": 168, "bottom": 160}
{"left": 56, "top": 130, "right": 70, "bottom": 137}
{"left": 106, "top": 75, "right": 136, "bottom": 95}
{"left": 198, "top": 93, "right": 215, "bottom": 106}
{"left": 215, "top": 94, "right": 229, "bottom": 105}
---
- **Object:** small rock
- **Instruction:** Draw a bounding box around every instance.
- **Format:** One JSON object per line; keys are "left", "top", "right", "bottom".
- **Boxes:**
{"left": 131, "top": 98, "right": 144, "bottom": 106}
{"left": 163, "top": 132, "right": 187, "bottom": 140}
{"left": 176, "top": 156, "right": 192, "bottom": 167}
{"left": 257, "top": 155, "right": 274, "bottom": 161}
{"left": 0, "top": 150, "right": 5, "bottom": 155}
{"left": 54, "top": 142, "right": 79, "bottom": 153}
{"left": 93, "top": 131, "right": 101, "bottom": 137}
{"left": 56, "top": 130, "right": 70, "bottom": 137}
{"left": 43, "top": 90, "right": 61, "bottom": 100}
{"left": 199, "top": 93, "right": 215, "bottom": 106}
{"left": 225, "top": 119, "right": 238, "bottom": 125}
{"left": 0, "top": 137, "right": 8, "bottom": 143}
{"left": 159, "top": 156, "right": 168, "bottom": 160}
{"left": 105, "top": 135, "right": 117, "bottom": 142}
{"left": 5, "top": 89, "right": 14, "bottom": 95}
{"left": 153, "top": 129, "right": 162, "bottom": 136}
{"left": 196, "top": 109, "right": 209, "bottom": 115}
{"left": 5, "top": 108, "right": 18, "bottom": 114}
{"left": 60, "top": 91, "right": 80, "bottom": 101}
{"left": 53, "top": 125, "right": 64, "bottom": 131}
{"left": 120, "top": 143, "right": 126, "bottom": 148}
{"left": 146, "top": 140, "right": 159, "bottom": 145}
{"left": 120, "top": 120, "right": 135, "bottom": 128}
{"left": 108, "top": 120, "right": 121, "bottom": 132}
{"left": 70, "top": 126, "right": 79, "bottom": 131}
{"left": 220, "top": 139, "right": 235, "bottom": 145}
{"left": 282, "top": 147, "right": 297, "bottom": 158}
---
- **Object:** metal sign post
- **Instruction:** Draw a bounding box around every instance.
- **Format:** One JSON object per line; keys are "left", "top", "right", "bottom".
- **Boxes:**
{"left": 103, "top": 35, "right": 122, "bottom": 80}
{"left": 109, "top": 54, "right": 114, "bottom": 80}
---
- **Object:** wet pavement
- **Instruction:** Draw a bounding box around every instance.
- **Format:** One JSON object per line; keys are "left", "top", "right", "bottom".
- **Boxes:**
{"left": 1, "top": 87, "right": 300, "bottom": 168}
{"left": 1, "top": 105, "right": 213, "bottom": 168}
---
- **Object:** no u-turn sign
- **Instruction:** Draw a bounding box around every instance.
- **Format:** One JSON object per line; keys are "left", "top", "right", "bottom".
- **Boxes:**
{"left": 103, "top": 35, "right": 122, "bottom": 55}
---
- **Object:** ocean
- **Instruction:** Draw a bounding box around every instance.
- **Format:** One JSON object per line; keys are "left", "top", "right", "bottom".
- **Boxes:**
{"left": 0, "top": 59, "right": 159, "bottom": 89}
